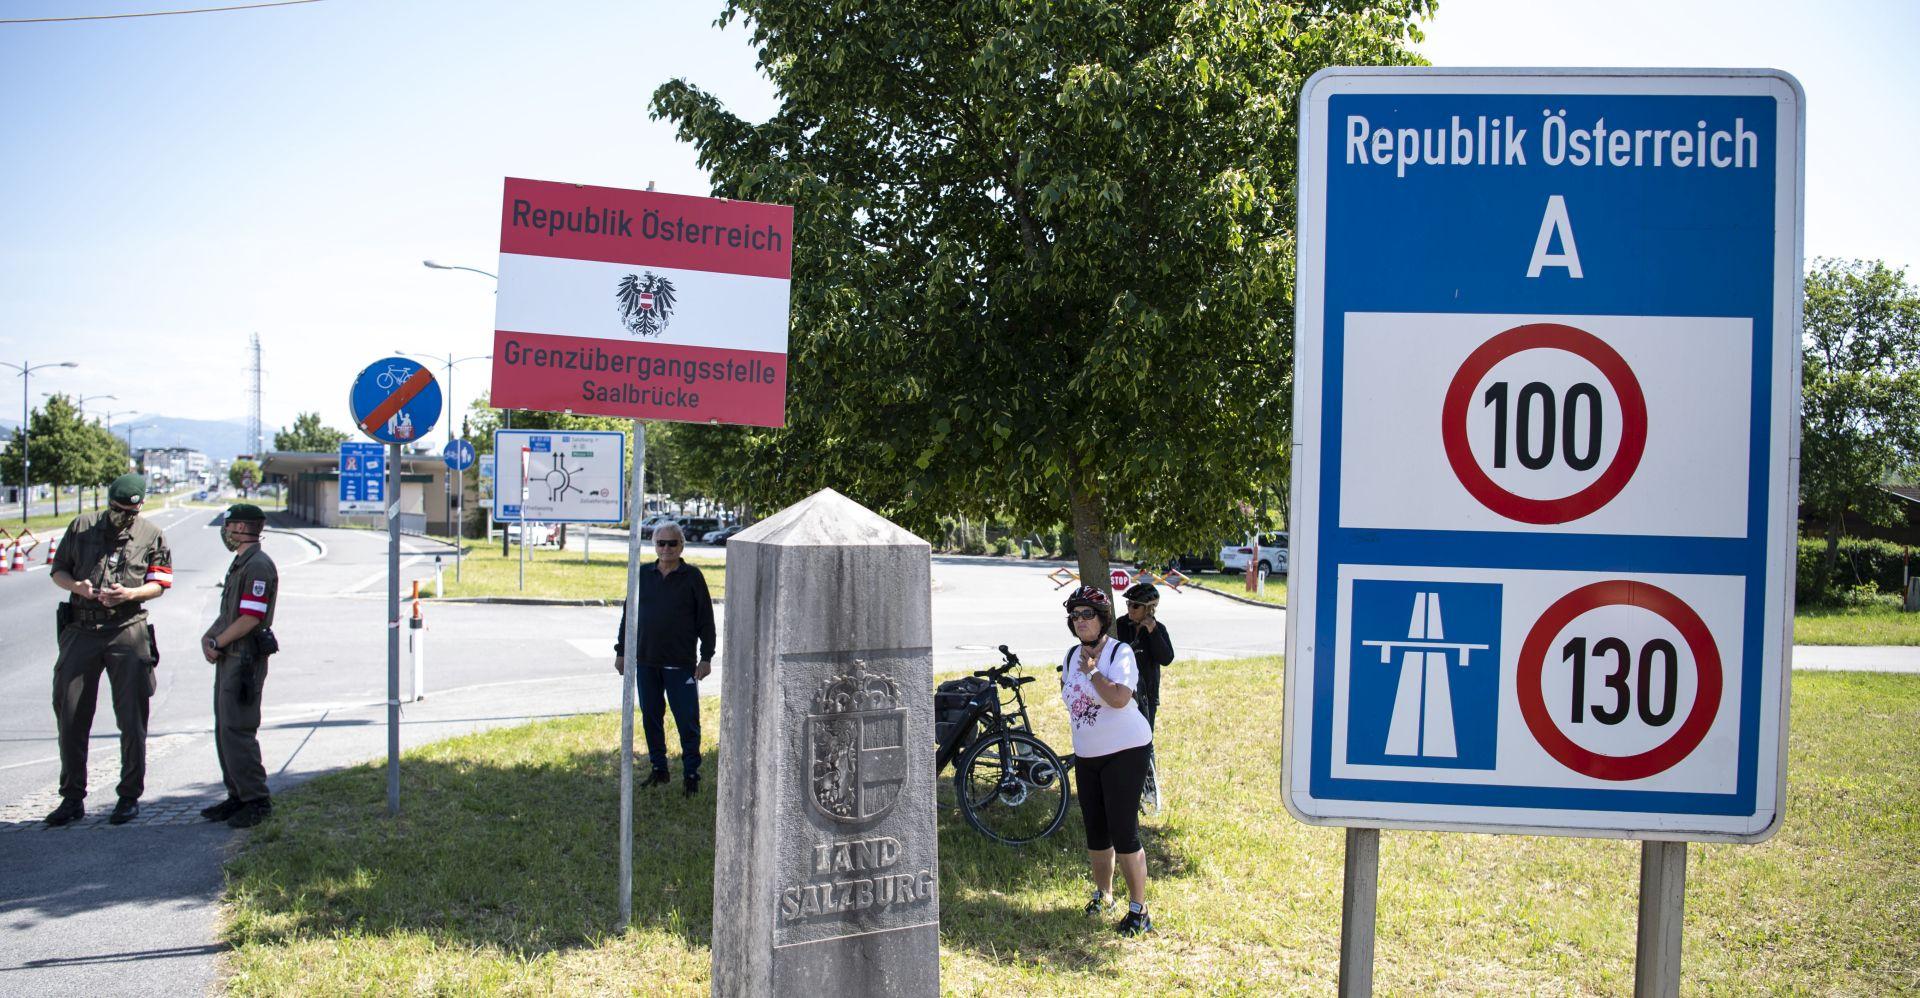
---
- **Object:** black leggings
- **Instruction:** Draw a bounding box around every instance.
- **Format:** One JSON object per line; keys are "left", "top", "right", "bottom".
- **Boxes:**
{"left": 1074, "top": 743, "right": 1151, "bottom": 853}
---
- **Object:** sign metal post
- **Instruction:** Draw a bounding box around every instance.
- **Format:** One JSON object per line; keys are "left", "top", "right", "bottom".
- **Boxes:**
{"left": 1635, "top": 840, "right": 1687, "bottom": 997}
{"left": 617, "top": 422, "right": 646, "bottom": 929}
{"left": 385, "top": 442, "right": 401, "bottom": 816}
{"left": 1337, "top": 826, "right": 1379, "bottom": 997}
{"left": 347, "top": 354, "right": 442, "bottom": 819}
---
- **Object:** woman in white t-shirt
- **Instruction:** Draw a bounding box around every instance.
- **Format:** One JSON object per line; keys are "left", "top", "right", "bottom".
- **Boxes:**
{"left": 1059, "top": 585, "right": 1154, "bottom": 936}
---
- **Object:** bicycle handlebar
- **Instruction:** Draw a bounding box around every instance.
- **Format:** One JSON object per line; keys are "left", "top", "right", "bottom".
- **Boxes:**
{"left": 970, "top": 645, "right": 1027, "bottom": 683}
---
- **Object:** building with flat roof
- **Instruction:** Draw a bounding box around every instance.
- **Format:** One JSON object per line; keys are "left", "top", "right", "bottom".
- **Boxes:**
{"left": 261, "top": 450, "right": 460, "bottom": 535}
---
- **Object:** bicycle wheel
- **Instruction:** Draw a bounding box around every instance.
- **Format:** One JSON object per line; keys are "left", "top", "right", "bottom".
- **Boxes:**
{"left": 1139, "top": 749, "right": 1162, "bottom": 816}
{"left": 954, "top": 731, "right": 1070, "bottom": 846}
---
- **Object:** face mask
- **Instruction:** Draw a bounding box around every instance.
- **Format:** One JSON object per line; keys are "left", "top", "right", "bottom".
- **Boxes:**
{"left": 106, "top": 507, "right": 137, "bottom": 530}
{"left": 221, "top": 527, "right": 241, "bottom": 552}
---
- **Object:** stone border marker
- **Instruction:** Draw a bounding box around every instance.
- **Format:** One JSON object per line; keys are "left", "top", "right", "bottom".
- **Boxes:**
{"left": 712, "top": 489, "right": 938, "bottom": 996}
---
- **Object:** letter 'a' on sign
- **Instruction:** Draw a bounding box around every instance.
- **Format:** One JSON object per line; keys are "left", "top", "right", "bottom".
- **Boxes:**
{"left": 1283, "top": 68, "right": 1803, "bottom": 843}
{"left": 1527, "top": 195, "right": 1583, "bottom": 278}
{"left": 488, "top": 178, "right": 795, "bottom": 428}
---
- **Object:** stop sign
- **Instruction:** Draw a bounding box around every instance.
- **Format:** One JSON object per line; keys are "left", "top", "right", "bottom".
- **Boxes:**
{"left": 1109, "top": 569, "right": 1131, "bottom": 590}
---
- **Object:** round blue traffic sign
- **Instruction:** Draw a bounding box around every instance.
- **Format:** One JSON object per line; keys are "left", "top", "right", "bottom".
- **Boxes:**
{"left": 443, "top": 438, "right": 477, "bottom": 471}
{"left": 349, "top": 356, "right": 442, "bottom": 445}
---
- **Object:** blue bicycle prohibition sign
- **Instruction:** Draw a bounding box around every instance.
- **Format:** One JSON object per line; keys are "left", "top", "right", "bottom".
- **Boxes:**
{"left": 349, "top": 356, "right": 442, "bottom": 445}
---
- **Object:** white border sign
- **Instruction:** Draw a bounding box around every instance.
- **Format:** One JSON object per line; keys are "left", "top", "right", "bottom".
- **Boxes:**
{"left": 1283, "top": 68, "right": 1803, "bottom": 842}
{"left": 493, "top": 429, "right": 627, "bottom": 524}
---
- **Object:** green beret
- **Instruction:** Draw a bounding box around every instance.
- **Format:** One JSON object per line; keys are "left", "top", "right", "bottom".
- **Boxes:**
{"left": 108, "top": 474, "right": 147, "bottom": 504}
{"left": 225, "top": 503, "right": 267, "bottom": 523}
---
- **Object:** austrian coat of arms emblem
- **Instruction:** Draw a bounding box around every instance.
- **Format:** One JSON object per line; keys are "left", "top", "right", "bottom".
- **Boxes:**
{"left": 805, "top": 659, "right": 907, "bottom": 824}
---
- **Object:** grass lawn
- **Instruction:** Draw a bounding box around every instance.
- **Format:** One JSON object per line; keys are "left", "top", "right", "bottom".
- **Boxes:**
{"left": 434, "top": 543, "right": 726, "bottom": 601}
{"left": 1792, "top": 601, "right": 1920, "bottom": 645}
{"left": 220, "top": 658, "right": 1917, "bottom": 995}
{"left": 1182, "top": 570, "right": 1287, "bottom": 606}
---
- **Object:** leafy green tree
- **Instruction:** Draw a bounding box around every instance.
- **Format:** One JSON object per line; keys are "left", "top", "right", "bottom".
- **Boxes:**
{"left": 0, "top": 395, "right": 96, "bottom": 515}
{"left": 229, "top": 458, "right": 262, "bottom": 495}
{"left": 653, "top": 0, "right": 1429, "bottom": 589}
{"left": 274, "top": 412, "right": 350, "bottom": 453}
{"left": 1800, "top": 258, "right": 1920, "bottom": 582}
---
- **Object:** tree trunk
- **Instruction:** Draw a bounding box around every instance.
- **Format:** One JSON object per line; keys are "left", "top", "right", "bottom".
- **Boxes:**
{"left": 1823, "top": 509, "right": 1844, "bottom": 581}
{"left": 1066, "top": 480, "right": 1113, "bottom": 611}
{"left": 51, "top": 485, "right": 58, "bottom": 517}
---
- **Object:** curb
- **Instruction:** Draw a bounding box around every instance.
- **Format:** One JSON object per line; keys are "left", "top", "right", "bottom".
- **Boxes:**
{"left": 1186, "top": 583, "right": 1285, "bottom": 611}
{"left": 422, "top": 596, "right": 727, "bottom": 607}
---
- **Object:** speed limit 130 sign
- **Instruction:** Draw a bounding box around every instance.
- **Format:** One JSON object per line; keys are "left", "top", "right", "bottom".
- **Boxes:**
{"left": 1282, "top": 69, "right": 1803, "bottom": 842}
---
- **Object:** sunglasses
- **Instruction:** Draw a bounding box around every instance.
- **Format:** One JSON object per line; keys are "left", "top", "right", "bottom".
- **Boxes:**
{"left": 655, "top": 539, "right": 682, "bottom": 547}
{"left": 1067, "top": 609, "right": 1100, "bottom": 621}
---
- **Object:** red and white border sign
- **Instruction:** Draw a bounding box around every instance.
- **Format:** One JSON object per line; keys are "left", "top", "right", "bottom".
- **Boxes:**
{"left": 490, "top": 178, "right": 794, "bottom": 426}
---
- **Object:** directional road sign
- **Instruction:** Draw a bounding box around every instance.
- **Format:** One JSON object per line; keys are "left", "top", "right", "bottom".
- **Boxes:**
{"left": 1283, "top": 69, "right": 1803, "bottom": 842}
{"left": 494, "top": 429, "right": 625, "bottom": 523}
{"left": 338, "top": 441, "right": 384, "bottom": 514}
{"left": 443, "top": 438, "right": 477, "bottom": 471}
{"left": 349, "top": 356, "right": 442, "bottom": 445}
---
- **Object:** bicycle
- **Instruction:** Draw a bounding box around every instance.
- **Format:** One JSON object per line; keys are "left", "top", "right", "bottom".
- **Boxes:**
{"left": 934, "top": 645, "right": 1072, "bottom": 846}
{"left": 374, "top": 363, "right": 414, "bottom": 390}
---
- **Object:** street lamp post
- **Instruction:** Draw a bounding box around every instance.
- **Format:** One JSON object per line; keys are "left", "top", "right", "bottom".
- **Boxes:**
{"left": 3, "top": 360, "right": 79, "bottom": 523}
{"left": 422, "top": 258, "right": 501, "bottom": 566}
{"left": 123, "top": 423, "right": 158, "bottom": 475}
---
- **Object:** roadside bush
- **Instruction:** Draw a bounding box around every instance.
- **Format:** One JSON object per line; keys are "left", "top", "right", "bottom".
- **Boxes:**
{"left": 1798, "top": 537, "right": 1915, "bottom": 606}
{"left": 990, "top": 536, "right": 1016, "bottom": 557}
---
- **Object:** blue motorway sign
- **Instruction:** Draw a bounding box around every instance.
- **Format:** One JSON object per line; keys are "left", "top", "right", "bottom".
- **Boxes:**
{"left": 348, "top": 356, "right": 442, "bottom": 445}
{"left": 338, "top": 441, "right": 385, "bottom": 514}
{"left": 1282, "top": 69, "right": 1802, "bottom": 843}
{"left": 443, "top": 438, "right": 477, "bottom": 471}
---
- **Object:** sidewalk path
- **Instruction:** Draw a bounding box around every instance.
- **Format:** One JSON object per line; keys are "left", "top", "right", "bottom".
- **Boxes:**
{"left": 1792, "top": 644, "right": 1920, "bottom": 673}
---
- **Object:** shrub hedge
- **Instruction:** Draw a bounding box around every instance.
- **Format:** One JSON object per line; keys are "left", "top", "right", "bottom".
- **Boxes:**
{"left": 1798, "top": 536, "right": 1917, "bottom": 606}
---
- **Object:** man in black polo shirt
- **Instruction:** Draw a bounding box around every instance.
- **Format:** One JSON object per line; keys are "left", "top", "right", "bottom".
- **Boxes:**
{"left": 613, "top": 522, "right": 716, "bottom": 795}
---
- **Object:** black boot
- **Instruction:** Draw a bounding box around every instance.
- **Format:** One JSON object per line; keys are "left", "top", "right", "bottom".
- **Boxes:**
{"left": 44, "top": 798, "right": 84, "bottom": 827}
{"left": 201, "top": 797, "right": 244, "bottom": 822}
{"left": 108, "top": 798, "right": 141, "bottom": 825}
{"left": 227, "top": 798, "right": 274, "bottom": 829}
{"left": 683, "top": 774, "right": 701, "bottom": 797}
{"left": 642, "top": 770, "right": 670, "bottom": 788}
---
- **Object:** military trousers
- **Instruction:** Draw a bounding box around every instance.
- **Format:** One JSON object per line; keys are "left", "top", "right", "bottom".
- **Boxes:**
{"left": 213, "top": 653, "right": 271, "bottom": 803}
{"left": 52, "top": 620, "right": 156, "bottom": 802}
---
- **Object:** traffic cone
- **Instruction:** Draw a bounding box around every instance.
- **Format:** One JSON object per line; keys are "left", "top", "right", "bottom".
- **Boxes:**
{"left": 44, "top": 540, "right": 55, "bottom": 565}
{"left": 10, "top": 546, "right": 24, "bottom": 572}
{"left": 0, "top": 545, "right": 11, "bottom": 576}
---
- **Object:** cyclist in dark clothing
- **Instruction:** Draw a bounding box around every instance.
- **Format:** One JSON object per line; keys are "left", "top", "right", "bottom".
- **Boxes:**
{"left": 1117, "top": 582, "right": 1174, "bottom": 727}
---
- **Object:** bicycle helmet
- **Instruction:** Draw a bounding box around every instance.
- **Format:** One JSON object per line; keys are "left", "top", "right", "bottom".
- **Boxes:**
{"left": 1063, "top": 585, "right": 1113, "bottom": 636}
{"left": 1122, "top": 581, "right": 1160, "bottom": 606}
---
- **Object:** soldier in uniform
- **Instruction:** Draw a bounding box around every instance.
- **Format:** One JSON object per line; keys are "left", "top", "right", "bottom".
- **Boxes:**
{"left": 45, "top": 473, "right": 173, "bottom": 826}
{"left": 200, "top": 503, "right": 279, "bottom": 828}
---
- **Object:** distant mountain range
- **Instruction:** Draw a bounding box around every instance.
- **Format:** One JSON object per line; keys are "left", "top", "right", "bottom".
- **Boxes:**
{"left": 1, "top": 414, "right": 259, "bottom": 460}
{"left": 118, "top": 416, "right": 260, "bottom": 460}
{"left": 2, "top": 414, "right": 365, "bottom": 461}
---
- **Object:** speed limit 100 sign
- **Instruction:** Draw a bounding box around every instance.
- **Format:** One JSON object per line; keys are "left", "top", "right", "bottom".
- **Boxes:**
{"left": 1282, "top": 69, "right": 1803, "bottom": 842}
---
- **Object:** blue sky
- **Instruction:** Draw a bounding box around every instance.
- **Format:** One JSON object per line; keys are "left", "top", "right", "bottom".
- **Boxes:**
{"left": 0, "top": 0, "right": 1912, "bottom": 431}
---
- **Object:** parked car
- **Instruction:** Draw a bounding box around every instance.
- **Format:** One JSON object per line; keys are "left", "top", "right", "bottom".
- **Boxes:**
{"left": 703, "top": 524, "right": 747, "bottom": 545}
{"left": 1167, "top": 551, "right": 1220, "bottom": 574}
{"left": 677, "top": 517, "right": 722, "bottom": 542}
{"left": 638, "top": 515, "right": 678, "bottom": 540}
{"left": 506, "top": 521, "right": 562, "bottom": 548}
{"left": 1218, "top": 533, "right": 1288, "bottom": 576}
